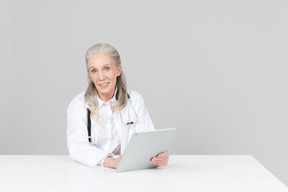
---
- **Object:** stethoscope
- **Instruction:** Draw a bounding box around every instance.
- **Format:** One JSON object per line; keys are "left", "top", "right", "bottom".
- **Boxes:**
{"left": 119, "top": 94, "right": 139, "bottom": 126}
{"left": 86, "top": 93, "right": 138, "bottom": 143}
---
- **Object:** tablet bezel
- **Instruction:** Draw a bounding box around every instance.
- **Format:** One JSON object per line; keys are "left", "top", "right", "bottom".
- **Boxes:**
{"left": 116, "top": 128, "right": 177, "bottom": 173}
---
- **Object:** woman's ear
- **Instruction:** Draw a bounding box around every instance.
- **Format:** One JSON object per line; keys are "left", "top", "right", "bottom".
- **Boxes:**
{"left": 117, "top": 65, "right": 122, "bottom": 76}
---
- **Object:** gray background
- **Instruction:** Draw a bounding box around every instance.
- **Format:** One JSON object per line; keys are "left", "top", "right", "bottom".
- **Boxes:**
{"left": 0, "top": 0, "right": 287, "bottom": 186}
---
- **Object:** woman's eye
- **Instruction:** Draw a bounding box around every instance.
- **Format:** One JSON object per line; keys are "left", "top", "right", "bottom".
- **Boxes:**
{"left": 91, "top": 69, "right": 96, "bottom": 73}
{"left": 104, "top": 67, "right": 110, "bottom": 71}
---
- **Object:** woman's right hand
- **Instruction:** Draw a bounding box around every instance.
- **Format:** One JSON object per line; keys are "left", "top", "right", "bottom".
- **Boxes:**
{"left": 103, "top": 155, "right": 122, "bottom": 169}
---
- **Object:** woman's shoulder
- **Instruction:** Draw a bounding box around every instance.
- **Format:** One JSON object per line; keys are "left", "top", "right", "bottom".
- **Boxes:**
{"left": 67, "top": 91, "right": 87, "bottom": 113}
{"left": 127, "top": 90, "right": 146, "bottom": 107}
{"left": 127, "top": 90, "right": 143, "bottom": 100}
{"left": 70, "top": 91, "right": 86, "bottom": 104}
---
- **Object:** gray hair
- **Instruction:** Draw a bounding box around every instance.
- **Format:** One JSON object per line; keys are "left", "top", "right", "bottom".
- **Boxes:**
{"left": 84, "top": 43, "right": 128, "bottom": 120}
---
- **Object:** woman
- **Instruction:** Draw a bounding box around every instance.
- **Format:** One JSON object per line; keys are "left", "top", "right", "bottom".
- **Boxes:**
{"left": 67, "top": 43, "right": 169, "bottom": 169}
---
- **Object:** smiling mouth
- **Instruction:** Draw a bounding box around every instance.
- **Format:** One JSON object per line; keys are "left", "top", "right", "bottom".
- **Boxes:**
{"left": 99, "top": 82, "right": 109, "bottom": 88}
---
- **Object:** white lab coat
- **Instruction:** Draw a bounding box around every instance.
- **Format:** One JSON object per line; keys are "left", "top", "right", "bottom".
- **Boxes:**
{"left": 66, "top": 90, "right": 155, "bottom": 168}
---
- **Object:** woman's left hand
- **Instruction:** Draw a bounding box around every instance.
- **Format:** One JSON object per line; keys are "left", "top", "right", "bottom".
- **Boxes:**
{"left": 151, "top": 150, "right": 169, "bottom": 166}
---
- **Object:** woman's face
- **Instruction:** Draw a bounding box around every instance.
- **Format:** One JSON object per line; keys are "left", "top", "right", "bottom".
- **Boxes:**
{"left": 87, "top": 53, "right": 121, "bottom": 102}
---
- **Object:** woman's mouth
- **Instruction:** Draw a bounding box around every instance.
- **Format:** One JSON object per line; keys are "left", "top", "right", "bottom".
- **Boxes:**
{"left": 99, "top": 82, "right": 109, "bottom": 88}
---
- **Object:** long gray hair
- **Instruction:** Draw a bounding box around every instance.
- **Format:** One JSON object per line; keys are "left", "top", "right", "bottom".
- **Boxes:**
{"left": 84, "top": 43, "right": 127, "bottom": 120}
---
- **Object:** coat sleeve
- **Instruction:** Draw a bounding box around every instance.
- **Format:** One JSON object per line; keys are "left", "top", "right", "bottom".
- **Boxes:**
{"left": 129, "top": 91, "right": 155, "bottom": 132}
{"left": 66, "top": 97, "right": 111, "bottom": 168}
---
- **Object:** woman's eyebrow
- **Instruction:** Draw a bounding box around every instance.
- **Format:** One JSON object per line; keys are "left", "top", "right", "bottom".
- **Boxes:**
{"left": 102, "top": 64, "right": 111, "bottom": 67}
{"left": 88, "top": 63, "right": 111, "bottom": 69}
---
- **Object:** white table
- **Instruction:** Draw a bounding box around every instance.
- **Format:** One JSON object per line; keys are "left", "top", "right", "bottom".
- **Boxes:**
{"left": 0, "top": 155, "right": 287, "bottom": 192}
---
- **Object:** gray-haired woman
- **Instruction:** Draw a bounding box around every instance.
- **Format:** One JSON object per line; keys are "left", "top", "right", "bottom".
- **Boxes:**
{"left": 67, "top": 43, "right": 169, "bottom": 168}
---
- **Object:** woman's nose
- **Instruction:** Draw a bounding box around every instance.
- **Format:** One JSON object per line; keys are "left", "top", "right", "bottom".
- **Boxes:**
{"left": 98, "top": 71, "right": 104, "bottom": 80}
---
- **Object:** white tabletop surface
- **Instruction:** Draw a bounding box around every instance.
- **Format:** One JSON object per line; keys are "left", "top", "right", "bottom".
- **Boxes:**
{"left": 0, "top": 155, "right": 287, "bottom": 192}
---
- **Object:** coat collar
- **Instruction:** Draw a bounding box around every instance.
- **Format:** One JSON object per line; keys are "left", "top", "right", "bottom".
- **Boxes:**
{"left": 96, "top": 86, "right": 118, "bottom": 108}
{"left": 84, "top": 87, "right": 118, "bottom": 109}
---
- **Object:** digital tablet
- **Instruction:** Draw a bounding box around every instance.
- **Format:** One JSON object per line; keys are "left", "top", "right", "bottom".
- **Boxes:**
{"left": 116, "top": 128, "right": 177, "bottom": 173}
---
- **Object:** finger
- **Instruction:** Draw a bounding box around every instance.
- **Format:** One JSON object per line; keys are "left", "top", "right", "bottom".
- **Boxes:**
{"left": 157, "top": 152, "right": 165, "bottom": 157}
{"left": 151, "top": 157, "right": 157, "bottom": 163}
{"left": 157, "top": 162, "right": 168, "bottom": 166}
{"left": 155, "top": 154, "right": 169, "bottom": 161}
{"left": 151, "top": 157, "right": 157, "bottom": 161}
{"left": 151, "top": 157, "right": 169, "bottom": 165}
{"left": 154, "top": 159, "right": 168, "bottom": 164}
{"left": 151, "top": 157, "right": 167, "bottom": 164}
{"left": 158, "top": 155, "right": 169, "bottom": 161}
{"left": 154, "top": 157, "right": 169, "bottom": 163}
{"left": 151, "top": 160, "right": 168, "bottom": 166}
{"left": 157, "top": 150, "right": 169, "bottom": 158}
{"left": 158, "top": 154, "right": 169, "bottom": 159}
